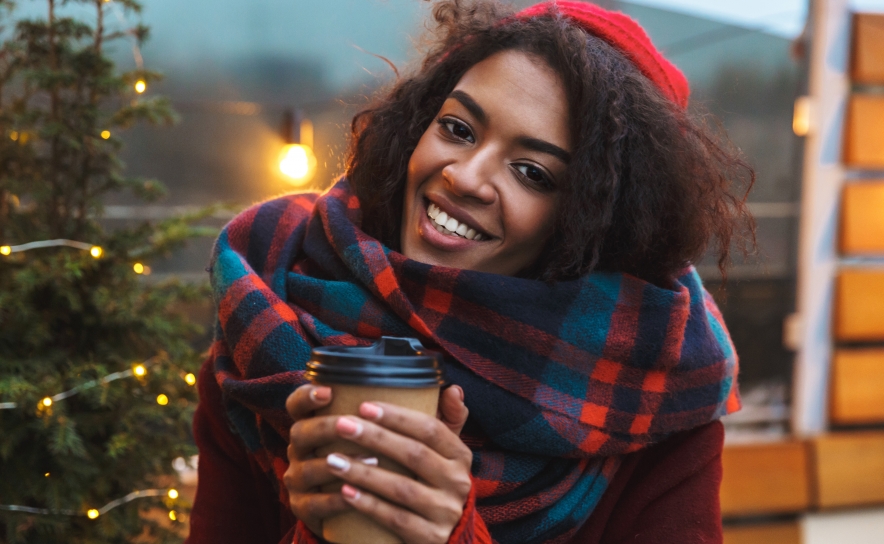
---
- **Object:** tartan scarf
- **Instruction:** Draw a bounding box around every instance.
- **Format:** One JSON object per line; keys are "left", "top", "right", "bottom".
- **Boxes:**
{"left": 208, "top": 179, "right": 740, "bottom": 544}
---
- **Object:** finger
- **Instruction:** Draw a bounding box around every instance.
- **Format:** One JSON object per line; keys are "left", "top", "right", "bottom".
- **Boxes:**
{"left": 334, "top": 416, "right": 471, "bottom": 493}
{"left": 289, "top": 415, "right": 341, "bottom": 459}
{"left": 288, "top": 491, "right": 350, "bottom": 530}
{"left": 339, "top": 484, "right": 454, "bottom": 544}
{"left": 283, "top": 455, "right": 342, "bottom": 491}
{"left": 438, "top": 386, "right": 469, "bottom": 436}
{"left": 285, "top": 384, "right": 332, "bottom": 421}
{"left": 357, "top": 401, "right": 471, "bottom": 462}
{"left": 326, "top": 453, "right": 458, "bottom": 524}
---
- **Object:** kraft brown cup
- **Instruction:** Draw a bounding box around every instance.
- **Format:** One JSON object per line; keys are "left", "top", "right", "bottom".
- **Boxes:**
{"left": 305, "top": 338, "right": 444, "bottom": 544}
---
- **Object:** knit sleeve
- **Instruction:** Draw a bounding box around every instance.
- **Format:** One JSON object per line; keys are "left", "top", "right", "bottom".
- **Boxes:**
{"left": 447, "top": 476, "right": 494, "bottom": 544}
{"left": 573, "top": 421, "right": 725, "bottom": 544}
{"left": 186, "top": 357, "right": 294, "bottom": 544}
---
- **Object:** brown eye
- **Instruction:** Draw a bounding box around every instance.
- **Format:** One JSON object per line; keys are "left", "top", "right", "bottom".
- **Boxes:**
{"left": 514, "top": 164, "right": 554, "bottom": 190}
{"left": 438, "top": 118, "right": 475, "bottom": 143}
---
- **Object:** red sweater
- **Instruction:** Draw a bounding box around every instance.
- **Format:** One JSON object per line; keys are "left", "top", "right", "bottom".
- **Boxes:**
{"left": 187, "top": 359, "right": 724, "bottom": 544}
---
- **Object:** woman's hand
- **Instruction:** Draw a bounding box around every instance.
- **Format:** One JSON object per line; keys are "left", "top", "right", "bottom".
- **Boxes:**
{"left": 282, "top": 384, "right": 350, "bottom": 536}
{"left": 324, "top": 385, "right": 472, "bottom": 544}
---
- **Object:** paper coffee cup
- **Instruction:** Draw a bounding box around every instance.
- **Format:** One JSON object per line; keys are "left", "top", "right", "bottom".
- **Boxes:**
{"left": 307, "top": 337, "right": 444, "bottom": 544}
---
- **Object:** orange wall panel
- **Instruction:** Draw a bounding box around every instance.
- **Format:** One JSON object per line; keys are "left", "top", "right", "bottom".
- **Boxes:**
{"left": 813, "top": 432, "right": 884, "bottom": 509}
{"left": 830, "top": 348, "right": 884, "bottom": 424}
{"left": 723, "top": 522, "right": 802, "bottom": 544}
{"left": 852, "top": 13, "right": 884, "bottom": 84}
{"left": 840, "top": 181, "right": 884, "bottom": 254}
{"left": 721, "top": 441, "right": 810, "bottom": 517}
{"left": 835, "top": 270, "right": 884, "bottom": 341}
{"left": 844, "top": 95, "right": 884, "bottom": 168}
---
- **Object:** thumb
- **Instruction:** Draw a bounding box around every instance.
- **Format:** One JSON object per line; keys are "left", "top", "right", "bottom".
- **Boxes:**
{"left": 439, "top": 385, "right": 469, "bottom": 436}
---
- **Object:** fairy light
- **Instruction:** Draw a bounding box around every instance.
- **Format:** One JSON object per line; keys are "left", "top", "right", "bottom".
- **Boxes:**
{"left": 41, "top": 397, "right": 53, "bottom": 408}
{"left": 156, "top": 394, "right": 168, "bottom": 406}
{"left": 87, "top": 509, "right": 99, "bottom": 519}
{"left": 0, "top": 246, "right": 10, "bottom": 256}
{"left": 134, "top": 80, "right": 146, "bottom": 94}
{"left": 168, "top": 510, "right": 177, "bottom": 521}
{"left": 133, "top": 262, "right": 144, "bottom": 274}
{"left": 184, "top": 373, "right": 196, "bottom": 386}
{"left": 101, "top": 130, "right": 111, "bottom": 139}
{"left": 133, "top": 364, "right": 147, "bottom": 377}
{"left": 44, "top": 472, "right": 50, "bottom": 478}
{"left": 90, "top": 246, "right": 103, "bottom": 258}
{"left": 9, "top": 131, "right": 18, "bottom": 141}
{"left": 167, "top": 489, "right": 178, "bottom": 500}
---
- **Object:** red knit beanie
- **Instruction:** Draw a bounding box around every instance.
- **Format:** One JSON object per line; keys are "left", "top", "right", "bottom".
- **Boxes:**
{"left": 516, "top": 1, "right": 690, "bottom": 108}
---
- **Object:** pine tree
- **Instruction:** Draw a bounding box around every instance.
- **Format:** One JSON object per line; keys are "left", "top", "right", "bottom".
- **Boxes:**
{"left": 0, "top": 1, "right": 214, "bottom": 542}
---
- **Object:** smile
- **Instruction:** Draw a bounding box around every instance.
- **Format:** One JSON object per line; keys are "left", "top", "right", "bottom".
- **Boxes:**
{"left": 427, "top": 202, "right": 486, "bottom": 241}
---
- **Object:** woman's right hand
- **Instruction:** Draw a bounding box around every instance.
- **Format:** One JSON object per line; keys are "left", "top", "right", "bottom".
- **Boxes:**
{"left": 283, "top": 384, "right": 349, "bottom": 536}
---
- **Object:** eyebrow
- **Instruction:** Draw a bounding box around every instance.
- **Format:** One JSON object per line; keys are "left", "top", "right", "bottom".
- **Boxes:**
{"left": 447, "top": 90, "right": 572, "bottom": 164}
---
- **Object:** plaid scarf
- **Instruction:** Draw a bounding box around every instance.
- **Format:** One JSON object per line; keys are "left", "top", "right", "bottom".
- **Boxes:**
{"left": 208, "top": 179, "right": 740, "bottom": 544}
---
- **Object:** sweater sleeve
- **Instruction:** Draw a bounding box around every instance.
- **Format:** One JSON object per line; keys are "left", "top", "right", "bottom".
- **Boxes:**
{"left": 186, "top": 357, "right": 296, "bottom": 544}
{"left": 573, "top": 421, "right": 725, "bottom": 544}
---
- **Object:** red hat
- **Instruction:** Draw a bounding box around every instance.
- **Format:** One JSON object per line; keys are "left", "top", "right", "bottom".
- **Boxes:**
{"left": 516, "top": 1, "right": 689, "bottom": 108}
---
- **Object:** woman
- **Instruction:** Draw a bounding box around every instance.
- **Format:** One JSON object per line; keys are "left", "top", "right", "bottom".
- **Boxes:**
{"left": 187, "top": 1, "right": 753, "bottom": 543}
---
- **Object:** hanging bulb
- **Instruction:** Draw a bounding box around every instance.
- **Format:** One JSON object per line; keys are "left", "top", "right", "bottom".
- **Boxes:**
{"left": 90, "top": 246, "right": 103, "bottom": 258}
{"left": 87, "top": 509, "right": 99, "bottom": 519}
{"left": 168, "top": 510, "right": 177, "bottom": 521}
{"left": 184, "top": 373, "right": 196, "bottom": 386}
{"left": 101, "top": 130, "right": 111, "bottom": 140}
{"left": 167, "top": 489, "right": 179, "bottom": 500}
{"left": 156, "top": 394, "right": 169, "bottom": 406}
{"left": 133, "top": 263, "right": 145, "bottom": 274}
{"left": 134, "top": 80, "right": 146, "bottom": 94}
{"left": 133, "top": 364, "right": 147, "bottom": 377}
{"left": 1, "top": 246, "right": 11, "bottom": 256}
{"left": 41, "top": 397, "right": 53, "bottom": 408}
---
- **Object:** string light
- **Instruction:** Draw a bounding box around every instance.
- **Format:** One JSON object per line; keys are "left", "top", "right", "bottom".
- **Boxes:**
{"left": 134, "top": 80, "right": 146, "bottom": 94}
{"left": 101, "top": 130, "right": 111, "bottom": 139}
{"left": 156, "top": 394, "right": 169, "bottom": 406}
{"left": 133, "top": 262, "right": 144, "bottom": 274}
{"left": 1, "top": 489, "right": 174, "bottom": 518}
{"left": 167, "top": 489, "right": 179, "bottom": 500}
{"left": 1, "top": 246, "right": 10, "bottom": 255}
{"left": 184, "top": 373, "right": 196, "bottom": 386}
{"left": 9, "top": 131, "right": 18, "bottom": 141}
{"left": 44, "top": 472, "right": 50, "bottom": 478}
{"left": 168, "top": 510, "right": 177, "bottom": 521}
{"left": 90, "top": 246, "right": 103, "bottom": 258}
{"left": 1, "top": 357, "right": 160, "bottom": 411}
{"left": 87, "top": 509, "right": 100, "bottom": 519}
{"left": 0, "top": 239, "right": 97, "bottom": 255}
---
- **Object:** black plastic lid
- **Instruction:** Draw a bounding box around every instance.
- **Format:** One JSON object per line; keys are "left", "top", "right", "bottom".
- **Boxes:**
{"left": 306, "top": 337, "right": 444, "bottom": 388}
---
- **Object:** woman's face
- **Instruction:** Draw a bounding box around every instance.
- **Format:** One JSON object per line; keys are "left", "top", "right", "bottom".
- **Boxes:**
{"left": 400, "top": 49, "right": 571, "bottom": 276}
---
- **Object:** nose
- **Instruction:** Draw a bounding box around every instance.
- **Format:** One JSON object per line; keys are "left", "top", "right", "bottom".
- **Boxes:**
{"left": 441, "top": 147, "right": 497, "bottom": 205}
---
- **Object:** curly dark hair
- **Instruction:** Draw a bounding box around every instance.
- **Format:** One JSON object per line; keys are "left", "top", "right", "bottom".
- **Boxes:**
{"left": 346, "top": 0, "right": 755, "bottom": 284}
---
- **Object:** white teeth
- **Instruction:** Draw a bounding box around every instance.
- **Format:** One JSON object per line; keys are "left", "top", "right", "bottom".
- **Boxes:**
{"left": 426, "top": 203, "right": 486, "bottom": 241}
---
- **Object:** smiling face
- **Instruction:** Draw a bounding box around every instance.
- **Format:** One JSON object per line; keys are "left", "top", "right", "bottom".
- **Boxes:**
{"left": 400, "top": 49, "right": 572, "bottom": 276}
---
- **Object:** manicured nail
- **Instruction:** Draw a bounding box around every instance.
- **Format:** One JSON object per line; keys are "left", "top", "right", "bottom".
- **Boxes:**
{"left": 341, "top": 484, "right": 361, "bottom": 500}
{"left": 359, "top": 402, "right": 383, "bottom": 420}
{"left": 336, "top": 417, "right": 363, "bottom": 437}
{"left": 357, "top": 456, "right": 378, "bottom": 466}
{"left": 326, "top": 453, "right": 350, "bottom": 472}
{"left": 310, "top": 387, "right": 331, "bottom": 402}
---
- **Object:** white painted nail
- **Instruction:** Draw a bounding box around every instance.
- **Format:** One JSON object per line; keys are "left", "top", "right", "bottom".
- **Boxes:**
{"left": 326, "top": 453, "right": 350, "bottom": 472}
{"left": 358, "top": 457, "right": 379, "bottom": 466}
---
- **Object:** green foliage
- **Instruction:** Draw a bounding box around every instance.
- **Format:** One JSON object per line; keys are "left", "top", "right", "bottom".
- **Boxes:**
{"left": 0, "top": 1, "right": 213, "bottom": 542}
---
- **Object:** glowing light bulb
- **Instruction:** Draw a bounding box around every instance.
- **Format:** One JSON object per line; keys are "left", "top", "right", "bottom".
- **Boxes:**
{"left": 279, "top": 144, "right": 317, "bottom": 186}
{"left": 101, "top": 130, "right": 111, "bottom": 139}
{"left": 133, "top": 262, "right": 144, "bottom": 274}
{"left": 133, "top": 364, "right": 147, "bottom": 377}
{"left": 134, "top": 80, "right": 146, "bottom": 94}
{"left": 1, "top": 246, "right": 11, "bottom": 256}
{"left": 167, "top": 489, "right": 179, "bottom": 499}
{"left": 9, "top": 131, "right": 18, "bottom": 141}
{"left": 87, "top": 509, "right": 99, "bottom": 519}
{"left": 184, "top": 373, "right": 196, "bottom": 386}
{"left": 90, "top": 246, "right": 103, "bottom": 258}
{"left": 44, "top": 472, "right": 50, "bottom": 477}
{"left": 41, "top": 397, "right": 53, "bottom": 407}
{"left": 156, "top": 394, "right": 169, "bottom": 406}
{"left": 168, "top": 510, "right": 177, "bottom": 521}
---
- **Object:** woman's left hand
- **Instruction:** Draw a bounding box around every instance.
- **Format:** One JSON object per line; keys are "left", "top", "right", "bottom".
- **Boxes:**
{"left": 324, "top": 385, "right": 472, "bottom": 544}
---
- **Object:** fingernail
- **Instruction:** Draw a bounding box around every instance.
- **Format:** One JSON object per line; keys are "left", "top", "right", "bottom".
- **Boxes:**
{"left": 341, "top": 484, "right": 361, "bottom": 500}
{"left": 357, "top": 456, "right": 379, "bottom": 466}
{"left": 336, "top": 417, "right": 363, "bottom": 437}
{"left": 456, "top": 386, "right": 464, "bottom": 402}
{"left": 359, "top": 402, "right": 383, "bottom": 420}
{"left": 310, "top": 387, "right": 331, "bottom": 402}
{"left": 326, "top": 453, "right": 350, "bottom": 472}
